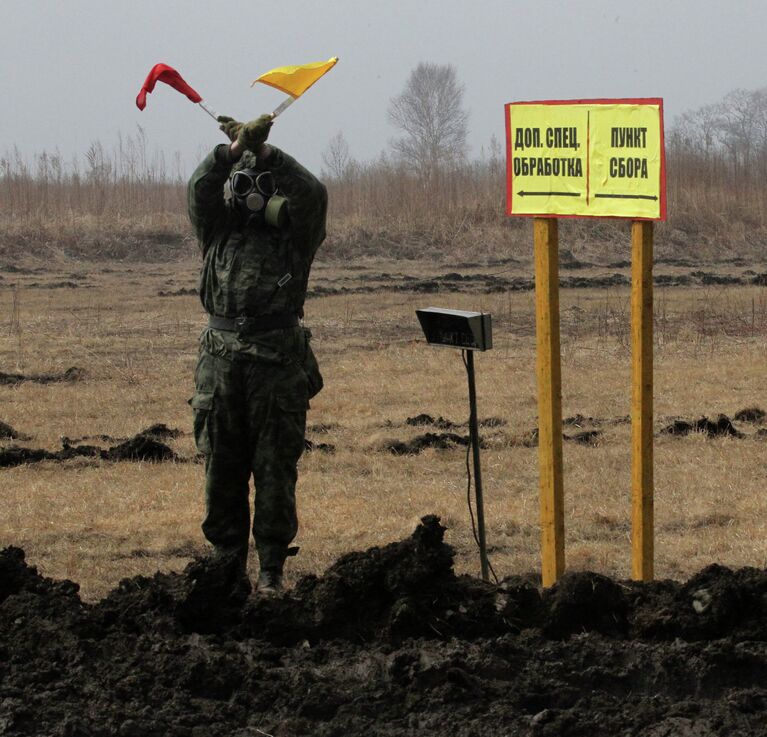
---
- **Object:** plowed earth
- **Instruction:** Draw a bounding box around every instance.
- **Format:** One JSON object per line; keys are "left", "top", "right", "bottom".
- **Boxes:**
{"left": 1, "top": 517, "right": 766, "bottom": 736}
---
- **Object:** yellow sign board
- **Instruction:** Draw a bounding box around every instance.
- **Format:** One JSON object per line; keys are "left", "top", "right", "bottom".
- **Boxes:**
{"left": 505, "top": 98, "right": 666, "bottom": 220}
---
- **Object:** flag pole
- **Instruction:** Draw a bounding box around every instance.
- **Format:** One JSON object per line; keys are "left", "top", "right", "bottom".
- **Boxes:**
{"left": 198, "top": 101, "right": 220, "bottom": 121}
{"left": 271, "top": 95, "right": 297, "bottom": 119}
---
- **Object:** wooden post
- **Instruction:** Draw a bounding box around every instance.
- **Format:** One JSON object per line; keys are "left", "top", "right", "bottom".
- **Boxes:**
{"left": 631, "top": 220, "right": 654, "bottom": 581}
{"left": 534, "top": 217, "right": 565, "bottom": 587}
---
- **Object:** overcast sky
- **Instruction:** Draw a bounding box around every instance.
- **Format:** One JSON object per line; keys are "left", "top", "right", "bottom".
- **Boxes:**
{"left": 2, "top": 0, "right": 767, "bottom": 176}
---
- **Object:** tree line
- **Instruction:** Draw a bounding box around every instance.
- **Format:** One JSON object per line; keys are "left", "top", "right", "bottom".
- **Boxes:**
{"left": 323, "top": 69, "right": 767, "bottom": 233}
{"left": 669, "top": 88, "right": 767, "bottom": 182}
{"left": 3, "top": 64, "right": 767, "bottom": 257}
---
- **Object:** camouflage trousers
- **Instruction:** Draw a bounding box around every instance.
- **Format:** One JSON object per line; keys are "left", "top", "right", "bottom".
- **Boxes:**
{"left": 190, "top": 326, "right": 321, "bottom": 571}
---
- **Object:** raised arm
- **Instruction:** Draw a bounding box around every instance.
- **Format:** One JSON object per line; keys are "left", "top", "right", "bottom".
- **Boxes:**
{"left": 187, "top": 114, "right": 274, "bottom": 252}
{"left": 186, "top": 145, "right": 236, "bottom": 252}
{"left": 265, "top": 147, "right": 328, "bottom": 258}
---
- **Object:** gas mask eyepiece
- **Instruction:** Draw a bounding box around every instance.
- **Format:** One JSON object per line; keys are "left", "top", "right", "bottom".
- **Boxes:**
{"left": 228, "top": 169, "right": 288, "bottom": 228}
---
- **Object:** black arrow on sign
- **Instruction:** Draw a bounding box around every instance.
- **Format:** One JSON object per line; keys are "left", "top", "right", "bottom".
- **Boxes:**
{"left": 594, "top": 193, "right": 658, "bottom": 201}
{"left": 517, "top": 190, "right": 581, "bottom": 197}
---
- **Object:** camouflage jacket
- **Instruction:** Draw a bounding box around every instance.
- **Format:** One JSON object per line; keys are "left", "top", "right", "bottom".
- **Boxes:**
{"left": 187, "top": 144, "right": 327, "bottom": 319}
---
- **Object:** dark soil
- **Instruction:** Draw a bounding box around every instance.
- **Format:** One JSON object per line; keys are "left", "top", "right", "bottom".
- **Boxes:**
{"left": 0, "top": 421, "right": 29, "bottom": 441}
{"left": 105, "top": 435, "right": 178, "bottom": 462}
{"left": 0, "top": 366, "right": 84, "bottom": 386}
{"left": 733, "top": 407, "right": 766, "bottom": 424}
{"left": 660, "top": 415, "right": 745, "bottom": 439}
{"left": 304, "top": 438, "right": 336, "bottom": 453}
{"left": 136, "top": 423, "right": 184, "bottom": 440}
{"left": 298, "top": 267, "right": 767, "bottom": 300}
{"left": 383, "top": 431, "right": 472, "bottom": 454}
{"left": 406, "top": 413, "right": 460, "bottom": 429}
{"left": 1, "top": 516, "right": 765, "bottom": 736}
{"left": 386, "top": 408, "right": 767, "bottom": 454}
{"left": 165, "top": 266, "right": 767, "bottom": 305}
{"left": 405, "top": 414, "right": 508, "bottom": 430}
{"left": 157, "top": 287, "right": 198, "bottom": 297}
{"left": 60, "top": 424, "right": 183, "bottom": 447}
{"left": 25, "top": 281, "right": 90, "bottom": 289}
{"left": 0, "top": 425, "right": 182, "bottom": 467}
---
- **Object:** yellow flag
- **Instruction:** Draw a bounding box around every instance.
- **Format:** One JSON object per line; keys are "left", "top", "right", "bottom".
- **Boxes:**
{"left": 251, "top": 57, "right": 338, "bottom": 98}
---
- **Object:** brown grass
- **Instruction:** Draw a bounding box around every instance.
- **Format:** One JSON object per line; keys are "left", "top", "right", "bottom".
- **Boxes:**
{"left": 5, "top": 134, "right": 767, "bottom": 264}
{"left": 0, "top": 256, "right": 765, "bottom": 600}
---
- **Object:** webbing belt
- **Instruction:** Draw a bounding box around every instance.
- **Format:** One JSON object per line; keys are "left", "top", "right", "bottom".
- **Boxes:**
{"left": 208, "top": 313, "right": 299, "bottom": 332}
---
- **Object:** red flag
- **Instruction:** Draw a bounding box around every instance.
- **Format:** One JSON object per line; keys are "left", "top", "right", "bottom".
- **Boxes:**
{"left": 136, "top": 63, "right": 202, "bottom": 110}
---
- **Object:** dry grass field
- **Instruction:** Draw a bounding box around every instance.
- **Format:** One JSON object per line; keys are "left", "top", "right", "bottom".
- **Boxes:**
{"left": 0, "top": 252, "right": 766, "bottom": 600}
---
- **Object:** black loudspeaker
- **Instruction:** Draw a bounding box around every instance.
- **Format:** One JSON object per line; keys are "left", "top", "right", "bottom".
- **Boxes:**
{"left": 415, "top": 307, "right": 492, "bottom": 351}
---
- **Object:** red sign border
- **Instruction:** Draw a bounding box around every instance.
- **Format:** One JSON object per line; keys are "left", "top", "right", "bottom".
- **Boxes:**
{"left": 504, "top": 97, "right": 666, "bottom": 221}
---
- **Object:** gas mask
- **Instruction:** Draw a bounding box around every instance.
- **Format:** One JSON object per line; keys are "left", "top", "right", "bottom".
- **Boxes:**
{"left": 226, "top": 168, "right": 288, "bottom": 228}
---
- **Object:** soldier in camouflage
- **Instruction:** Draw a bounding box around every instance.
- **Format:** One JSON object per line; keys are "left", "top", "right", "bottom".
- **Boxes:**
{"left": 188, "top": 114, "right": 327, "bottom": 594}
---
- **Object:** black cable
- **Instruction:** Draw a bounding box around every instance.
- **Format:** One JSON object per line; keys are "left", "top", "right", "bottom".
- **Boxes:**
{"left": 461, "top": 350, "right": 499, "bottom": 585}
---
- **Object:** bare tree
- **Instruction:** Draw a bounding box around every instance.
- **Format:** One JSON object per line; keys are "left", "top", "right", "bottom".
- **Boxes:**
{"left": 322, "top": 130, "right": 354, "bottom": 180}
{"left": 670, "top": 104, "right": 719, "bottom": 156}
{"left": 388, "top": 62, "right": 469, "bottom": 181}
{"left": 714, "top": 89, "right": 758, "bottom": 176}
{"left": 488, "top": 133, "right": 503, "bottom": 176}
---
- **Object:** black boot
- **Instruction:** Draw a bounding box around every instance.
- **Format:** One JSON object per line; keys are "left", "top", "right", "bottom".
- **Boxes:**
{"left": 256, "top": 567, "right": 283, "bottom": 596}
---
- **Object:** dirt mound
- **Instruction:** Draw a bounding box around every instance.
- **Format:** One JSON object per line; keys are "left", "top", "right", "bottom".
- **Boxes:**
{"left": 0, "top": 366, "right": 84, "bottom": 386}
{"left": 733, "top": 406, "right": 766, "bottom": 424}
{"left": 26, "top": 280, "right": 90, "bottom": 289}
{"left": 406, "top": 413, "right": 459, "bottom": 429}
{"left": 0, "top": 420, "right": 29, "bottom": 440}
{"left": 383, "top": 431, "right": 472, "bottom": 454}
{"left": 405, "top": 413, "right": 507, "bottom": 429}
{"left": 0, "top": 426, "right": 181, "bottom": 467}
{"left": 304, "top": 438, "right": 335, "bottom": 453}
{"left": 0, "top": 420, "right": 337, "bottom": 465}
{"left": 157, "top": 286, "right": 198, "bottom": 296}
{"left": 660, "top": 415, "right": 745, "bottom": 438}
{"left": 302, "top": 266, "right": 767, "bottom": 303}
{"left": 630, "top": 564, "right": 767, "bottom": 642}
{"left": 2, "top": 519, "right": 767, "bottom": 735}
{"left": 61, "top": 423, "right": 184, "bottom": 447}
{"left": 541, "top": 571, "right": 629, "bottom": 637}
{"left": 104, "top": 435, "right": 177, "bottom": 462}
{"left": 136, "top": 422, "right": 183, "bottom": 439}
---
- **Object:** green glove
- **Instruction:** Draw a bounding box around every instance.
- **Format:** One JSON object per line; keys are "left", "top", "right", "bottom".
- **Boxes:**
{"left": 217, "top": 115, "right": 243, "bottom": 143}
{"left": 237, "top": 114, "right": 273, "bottom": 152}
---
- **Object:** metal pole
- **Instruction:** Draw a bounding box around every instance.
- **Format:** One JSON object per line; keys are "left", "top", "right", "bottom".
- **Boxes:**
{"left": 271, "top": 95, "right": 297, "bottom": 119}
{"left": 466, "top": 350, "right": 490, "bottom": 582}
{"left": 198, "top": 101, "right": 220, "bottom": 121}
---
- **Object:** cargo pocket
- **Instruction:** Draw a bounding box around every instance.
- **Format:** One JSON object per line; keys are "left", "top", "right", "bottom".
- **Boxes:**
{"left": 300, "top": 328, "right": 324, "bottom": 400}
{"left": 274, "top": 392, "right": 308, "bottom": 461}
{"left": 190, "top": 391, "right": 214, "bottom": 456}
